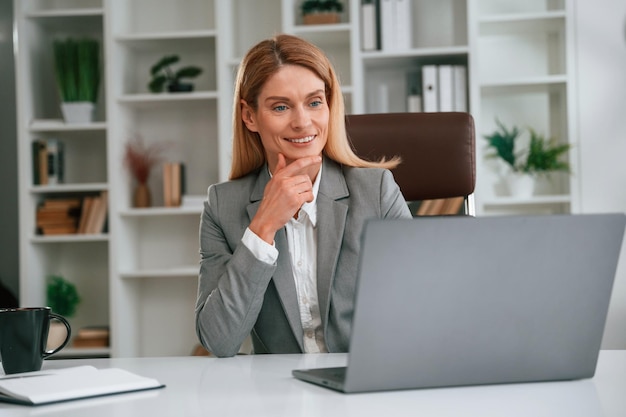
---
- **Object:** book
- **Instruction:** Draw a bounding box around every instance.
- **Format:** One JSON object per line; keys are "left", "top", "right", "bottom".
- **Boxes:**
{"left": 72, "top": 326, "right": 110, "bottom": 348}
{"left": 85, "top": 191, "right": 108, "bottom": 234}
{"left": 46, "top": 138, "right": 64, "bottom": 185}
{"left": 379, "top": 0, "right": 411, "bottom": 51}
{"left": 77, "top": 196, "right": 94, "bottom": 234}
{"left": 453, "top": 65, "right": 468, "bottom": 112}
{"left": 437, "top": 65, "right": 454, "bottom": 112}
{"left": 35, "top": 139, "right": 49, "bottom": 185}
{"left": 36, "top": 198, "right": 81, "bottom": 235}
{"left": 31, "top": 140, "right": 45, "bottom": 185}
{"left": 379, "top": 0, "right": 394, "bottom": 51}
{"left": 360, "top": 0, "right": 378, "bottom": 51}
{"left": 163, "top": 162, "right": 185, "bottom": 207}
{"left": 394, "top": 0, "right": 411, "bottom": 50}
{"left": 0, "top": 365, "right": 164, "bottom": 406}
{"left": 421, "top": 65, "right": 439, "bottom": 112}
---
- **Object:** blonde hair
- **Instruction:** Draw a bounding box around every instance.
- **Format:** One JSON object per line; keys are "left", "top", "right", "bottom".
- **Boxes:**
{"left": 229, "top": 34, "right": 399, "bottom": 180}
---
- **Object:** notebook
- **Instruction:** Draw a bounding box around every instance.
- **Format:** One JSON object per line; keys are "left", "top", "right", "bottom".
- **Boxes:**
{"left": 292, "top": 214, "right": 626, "bottom": 393}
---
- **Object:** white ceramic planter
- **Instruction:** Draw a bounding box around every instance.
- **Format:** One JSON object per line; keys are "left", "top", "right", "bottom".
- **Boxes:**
{"left": 61, "top": 102, "right": 95, "bottom": 124}
{"left": 506, "top": 173, "right": 535, "bottom": 198}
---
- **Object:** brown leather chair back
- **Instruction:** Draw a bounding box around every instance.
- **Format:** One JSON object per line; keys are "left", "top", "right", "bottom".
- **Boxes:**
{"left": 345, "top": 112, "right": 476, "bottom": 213}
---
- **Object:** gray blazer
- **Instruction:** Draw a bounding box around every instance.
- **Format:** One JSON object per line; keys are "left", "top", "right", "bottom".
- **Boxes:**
{"left": 195, "top": 158, "right": 411, "bottom": 357}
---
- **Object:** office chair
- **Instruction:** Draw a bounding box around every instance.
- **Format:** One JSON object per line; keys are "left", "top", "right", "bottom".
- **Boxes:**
{"left": 345, "top": 112, "right": 476, "bottom": 216}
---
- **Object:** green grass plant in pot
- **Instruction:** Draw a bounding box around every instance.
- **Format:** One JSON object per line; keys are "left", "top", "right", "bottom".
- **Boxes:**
{"left": 46, "top": 275, "right": 80, "bottom": 349}
{"left": 53, "top": 38, "right": 100, "bottom": 124}
{"left": 148, "top": 55, "right": 203, "bottom": 93}
{"left": 484, "top": 119, "right": 571, "bottom": 197}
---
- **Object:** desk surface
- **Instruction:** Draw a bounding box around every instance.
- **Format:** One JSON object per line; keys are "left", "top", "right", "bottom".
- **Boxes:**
{"left": 1, "top": 350, "right": 625, "bottom": 417}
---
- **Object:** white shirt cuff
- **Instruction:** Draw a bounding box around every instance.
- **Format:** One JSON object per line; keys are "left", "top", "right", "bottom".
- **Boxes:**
{"left": 242, "top": 227, "right": 278, "bottom": 265}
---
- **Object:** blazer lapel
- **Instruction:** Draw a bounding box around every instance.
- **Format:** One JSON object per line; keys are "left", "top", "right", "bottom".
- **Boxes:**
{"left": 316, "top": 159, "right": 349, "bottom": 332}
{"left": 246, "top": 166, "right": 304, "bottom": 351}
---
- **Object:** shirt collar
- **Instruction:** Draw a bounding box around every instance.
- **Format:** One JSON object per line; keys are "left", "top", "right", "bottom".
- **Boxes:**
{"left": 300, "top": 163, "right": 321, "bottom": 226}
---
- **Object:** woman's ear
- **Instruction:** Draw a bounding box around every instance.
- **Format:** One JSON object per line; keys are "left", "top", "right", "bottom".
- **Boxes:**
{"left": 241, "top": 100, "right": 258, "bottom": 132}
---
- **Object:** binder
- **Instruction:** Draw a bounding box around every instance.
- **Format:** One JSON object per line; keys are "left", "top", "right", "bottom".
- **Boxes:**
{"left": 379, "top": 0, "right": 395, "bottom": 51}
{"left": 360, "top": 1, "right": 378, "bottom": 51}
{"left": 453, "top": 65, "right": 468, "bottom": 112}
{"left": 394, "top": 0, "right": 411, "bottom": 50}
{"left": 421, "top": 65, "right": 439, "bottom": 112}
{"left": 438, "top": 65, "right": 454, "bottom": 112}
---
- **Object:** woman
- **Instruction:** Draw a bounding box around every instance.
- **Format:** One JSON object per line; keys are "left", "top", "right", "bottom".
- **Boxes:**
{"left": 195, "top": 34, "right": 411, "bottom": 357}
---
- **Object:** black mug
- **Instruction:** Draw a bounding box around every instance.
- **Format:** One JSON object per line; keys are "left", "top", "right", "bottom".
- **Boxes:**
{"left": 0, "top": 307, "right": 71, "bottom": 374}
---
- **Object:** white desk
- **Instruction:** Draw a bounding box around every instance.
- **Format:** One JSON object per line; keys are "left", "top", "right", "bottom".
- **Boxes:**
{"left": 1, "top": 350, "right": 625, "bottom": 416}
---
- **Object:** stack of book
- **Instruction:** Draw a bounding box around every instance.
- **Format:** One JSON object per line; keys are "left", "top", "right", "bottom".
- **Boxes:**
{"left": 416, "top": 197, "right": 465, "bottom": 216}
{"left": 36, "top": 198, "right": 81, "bottom": 235}
{"left": 72, "top": 326, "right": 110, "bottom": 348}
{"left": 77, "top": 191, "right": 108, "bottom": 234}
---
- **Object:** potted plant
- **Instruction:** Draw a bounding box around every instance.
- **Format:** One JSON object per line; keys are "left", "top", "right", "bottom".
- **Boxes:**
{"left": 53, "top": 37, "right": 100, "bottom": 124}
{"left": 148, "top": 55, "right": 203, "bottom": 93}
{"left": 484, "top": 119, "right": 571, "bottom": 197}
{"left": 301, "top": 0, "right": 344, "bottom": 25}
{"left": 46, "top": 275, "right": 80, "bottom": 349}
{"left": 124, "top": 135, "right": 167, "bottom": 207}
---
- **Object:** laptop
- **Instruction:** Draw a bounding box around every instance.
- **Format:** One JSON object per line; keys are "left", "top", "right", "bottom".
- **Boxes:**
{"left": 292, "top": 213, "right": 626, "bottom": 393}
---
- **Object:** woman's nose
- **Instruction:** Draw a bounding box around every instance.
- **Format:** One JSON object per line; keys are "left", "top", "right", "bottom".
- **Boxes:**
{"left": 291, "top": 107, "right": 311, "bottom": 129}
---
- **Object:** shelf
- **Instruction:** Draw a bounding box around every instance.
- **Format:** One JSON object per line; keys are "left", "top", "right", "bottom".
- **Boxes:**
{"left": 119, "top": 267, "right": 199, "bottom": 279}
{"left": 117, "top": 91, "right": 218, "bottom": 106}
{"left": 480, "top": 76, "right": 567, "bottom": 94}
{"left": 292, "top": 23, "right": 352, "bottom": 35}
{"left": 26, "top": 8, "right": 104, "bottom": 18}
{"left": 482, "top": 195, "right": 571, "bottom": 207}
{"left": 30, "top": 183, "right": 108, "bottom": 194}
{"left": 120, "top": 206, "right": 203, "bottom": 217}
{"left": 29, "top": 120, "right": 107, "bottom": 132}
{"left": 115, "top": 29, "right": 217, "bottom": 42}
{"left": 362, "top": 46, "right": 470, "bottom": 67}
{"left": 51, "top": 347, "right": 110, "bottom": 359}
{"left": 25, "top": 10, "right": 103, "bottom": 32}
{"left": 31, "top": 234, "right": 108, "bottom": 244}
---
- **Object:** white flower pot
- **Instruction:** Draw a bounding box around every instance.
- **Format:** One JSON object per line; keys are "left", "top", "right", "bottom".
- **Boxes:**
{"left": 61, "top": 102, "right": 95, "bottom": 124}
{"left": 506, "top": 173, "right": 535, "bottom": 198}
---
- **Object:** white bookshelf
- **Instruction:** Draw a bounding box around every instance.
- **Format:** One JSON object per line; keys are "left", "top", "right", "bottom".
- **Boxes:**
{"left": 468, "top": 0, "right": 578, "bottom": 215}
{"left": 15, "top": 0, "right": 578, "bottom": 357}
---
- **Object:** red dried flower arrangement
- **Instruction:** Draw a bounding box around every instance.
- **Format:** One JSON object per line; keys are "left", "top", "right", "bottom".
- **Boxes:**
{"left": 123, "top": 135, "right": 166, "bottom": 185}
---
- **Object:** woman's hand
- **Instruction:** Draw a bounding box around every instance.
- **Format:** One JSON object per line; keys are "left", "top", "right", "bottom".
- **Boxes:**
{"left": 249, "top": 153, "right": 322, "bottom": 244}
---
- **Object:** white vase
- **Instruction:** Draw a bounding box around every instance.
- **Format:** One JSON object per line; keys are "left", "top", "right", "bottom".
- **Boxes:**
{"left": 61, "top": 102, "right": 95, "bottom": 124}
{"left": 506, "top": 173, "right": 535, "bottom": 198}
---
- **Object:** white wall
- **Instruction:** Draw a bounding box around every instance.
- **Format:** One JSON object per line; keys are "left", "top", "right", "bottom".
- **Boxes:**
{"left": 575, "top": 0, "right": 626, "bottom": 348}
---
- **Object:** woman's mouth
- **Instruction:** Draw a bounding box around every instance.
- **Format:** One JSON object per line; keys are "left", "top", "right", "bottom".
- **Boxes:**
{"left": 285, "top": 135, "right": 315, "bottom": 144}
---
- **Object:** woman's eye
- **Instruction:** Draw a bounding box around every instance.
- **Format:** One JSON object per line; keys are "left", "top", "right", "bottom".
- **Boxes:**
{"left": 310, "top": 100, "right": 323, "bottom": 108}
{"left": 273, "top": 105, "right": 288, "bottom": 112}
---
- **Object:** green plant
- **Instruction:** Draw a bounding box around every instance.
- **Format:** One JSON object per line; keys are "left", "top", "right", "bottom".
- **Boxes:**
{"left": 301, "top": 0, "right": 344, "bottom": 15}
{"left": 46, "top": 275, "right": 80, "bottom": 318}
{"left": 484, "top": 120, "right": 571, "bottom": 176}
{"left": 148, "top": 55, "right": 203, "bottom": 93}
{"left": 53, "top": 38, "right": 100, "bottom": 103}
{"left": 483, "top": 118, "right": 522, "bottom": 172}
{"left": 524, "top": 128, "right": 571, "bottom": 175}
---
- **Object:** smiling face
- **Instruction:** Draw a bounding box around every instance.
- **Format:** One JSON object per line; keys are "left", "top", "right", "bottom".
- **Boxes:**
{"left": 241, "top": 64, "right": 329, "bottom": 175}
